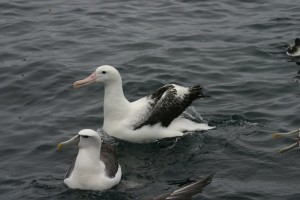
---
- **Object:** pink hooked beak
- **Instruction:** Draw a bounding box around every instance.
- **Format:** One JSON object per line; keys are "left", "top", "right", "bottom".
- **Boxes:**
{"left": 73, "top": 72, "right": 97, "bottom": 89}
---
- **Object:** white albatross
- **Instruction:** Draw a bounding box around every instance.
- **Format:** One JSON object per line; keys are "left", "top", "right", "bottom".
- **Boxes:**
{"left": 73, "top": 65, "right": 214, "bottom": 143}
{"left": 57, "top": 129, "right": 121, "bottom": 191}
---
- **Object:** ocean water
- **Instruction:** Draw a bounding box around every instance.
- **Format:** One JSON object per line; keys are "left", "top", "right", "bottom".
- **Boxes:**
{"left": 1, "top": 0, "right": 300, "bottom": 199}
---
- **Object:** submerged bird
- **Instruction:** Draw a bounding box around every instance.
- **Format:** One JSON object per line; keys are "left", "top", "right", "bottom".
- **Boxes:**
{"left": 272, "top": 129, "right": 300, "bottom": 153}
{"left": 57, "top": 129, "right": 121, "bottom": 191}
{"left": 73, "top": 65, "right": 213, "bottom": 143}
{"left": 145, "top": 173, "right": 213, "bottom": 200}
{"left": 284, "top": 38, "right": 300, "bottom": 57}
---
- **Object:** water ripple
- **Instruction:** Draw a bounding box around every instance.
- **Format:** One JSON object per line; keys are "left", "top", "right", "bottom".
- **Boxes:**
{"left": 1, "top": 0, "right": 300, "bottom": 199}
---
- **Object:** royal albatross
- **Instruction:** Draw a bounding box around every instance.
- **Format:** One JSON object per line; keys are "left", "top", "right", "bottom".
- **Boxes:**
{"left": 57, "top": 129, "right": 121, "bottom": 190}
{"left": 73, "top": 65, "right": 214, "bottom": 143}
{"left": 284, "top": 38, "right": 300, "bottom": 57}
{"left": 272, "top": 129, "right": 300, "bottom": 153}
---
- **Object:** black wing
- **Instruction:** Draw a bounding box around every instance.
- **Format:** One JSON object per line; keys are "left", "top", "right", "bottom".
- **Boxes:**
{"left": 64, "top": 157, "right": 76, "bottom": 179}
{"left": 100, "top": 143, "right": 119, "bottom": 178}
{"left": 149, "top": 174, "right": 213, "bottom": 200}
{"left": 134, "top": 84, "right": 207, "bottom": 130}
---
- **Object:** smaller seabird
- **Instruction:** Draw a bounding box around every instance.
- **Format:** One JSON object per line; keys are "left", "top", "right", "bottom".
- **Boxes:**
{"left": 73, "top": 65, "right": 214, "bottom": 143}
{"left": 57, "top": 129, "right": 121, "bottom": 191}
{"left": 145, "top": 173, "right": 213, "bottom": 200}
{"left": 272, "top": 129, "right": 300, "bottom": 153}
{"left": 284, "top": 38, "right": 300, "bottom": 57}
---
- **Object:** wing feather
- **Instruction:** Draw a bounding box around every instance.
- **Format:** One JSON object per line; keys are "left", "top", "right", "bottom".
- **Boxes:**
{"left": 100, "top": 143, "right": 119, "bottom": 178}
{"left": 149, "top": 174, "right": 213, "bottom": 200}
{"left": 134, "top": 84, "right": 206, "bottom": 130}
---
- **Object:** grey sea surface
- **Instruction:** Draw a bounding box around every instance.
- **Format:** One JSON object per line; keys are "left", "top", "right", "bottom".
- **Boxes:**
{"left": 1, "top": 0, "right": 300, "bottom": 199}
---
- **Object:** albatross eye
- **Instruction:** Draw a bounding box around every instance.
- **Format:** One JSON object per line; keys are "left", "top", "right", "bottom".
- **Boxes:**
{"left": 102, "top": 71, "right": 106, "bottom": 74}
{"left": 82, "top": 136, "right": 89, "bottom": 138}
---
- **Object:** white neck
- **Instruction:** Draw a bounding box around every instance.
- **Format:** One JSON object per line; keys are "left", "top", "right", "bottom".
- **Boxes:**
{"left": 66, "top": 145, "right": 107, "bottom": 190}
{"left": 74, "top": 146, "right": 102, "bottom": 173}
{"left": 103, "top": 79, "right": 130, "bottom": 122}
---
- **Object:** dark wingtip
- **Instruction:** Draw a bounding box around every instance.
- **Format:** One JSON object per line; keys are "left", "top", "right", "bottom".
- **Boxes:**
{"left": 195, "top": 173, "right": 214, "bottom": 187}
{"left": 204, "top": 173, "right": 214, "bottom": 183}
{"left": 147, "top": 173, "right": 214, "bottom": 200}
{"left": 190, "top": 85, "right": 211, "bottom": 99}
{"left": 282, "top": 42, "right": 290, "bottom": 48}
{"left": 199, "top": 94, "right": 210, "bottom": 98}
{"left": 168, "top": 173, "right": 214, "bottom": 198}
{"left": 295, "top": 38, "right": 300, "bottom": 46}
{"left": 191, "top": 85, "right": 203, "bottom": 90}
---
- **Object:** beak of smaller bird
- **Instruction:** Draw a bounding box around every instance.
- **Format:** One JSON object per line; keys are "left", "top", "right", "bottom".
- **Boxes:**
{"left": 73, "top": 72, "right": 97, "bottom": 89}
{"left": 57, "top": 134, "right": 80, "bottom": 151}
{"left": 272, "top": 129, "right": 300, "bottom": 153}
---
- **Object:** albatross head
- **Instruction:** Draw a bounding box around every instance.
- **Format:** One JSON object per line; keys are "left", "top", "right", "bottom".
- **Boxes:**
{"left": 73, "top": 65, "right": 121, "bottom": 89}
{"left": 77, "top": 129, "right": 102, "bottom": 150}
{"left": 57, "top": 129, "right": 102, "bottom": 151}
